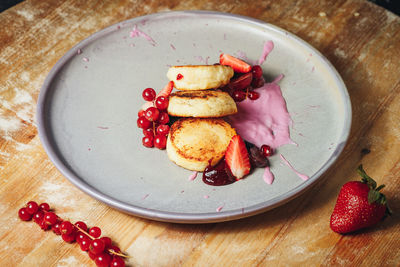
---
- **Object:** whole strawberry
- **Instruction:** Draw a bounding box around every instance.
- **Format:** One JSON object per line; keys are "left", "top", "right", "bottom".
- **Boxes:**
{"left": 330, "top": 165, "right": 391, "bottom": 234}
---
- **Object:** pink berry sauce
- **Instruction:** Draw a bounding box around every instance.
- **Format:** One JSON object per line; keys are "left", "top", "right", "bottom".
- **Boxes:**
{"left": 263, "top": 167, "right": 274, "bottom": 184}
{"left": 188, "top": 171, "right": 198, "bottom": 181}
{"left": 227, "top": 72, "right": 299, "bottom": 184}
{"left": 228, "top": 75, "right": 294, "bottom": 150}
{"left": 129, "top": 25, "right": 156, "bottom": 46}
{"left": 279, "top": 154, "right": 309, "bottom": 181}
{"left": 258, "top": 40, "right": 274, "bottom": 65}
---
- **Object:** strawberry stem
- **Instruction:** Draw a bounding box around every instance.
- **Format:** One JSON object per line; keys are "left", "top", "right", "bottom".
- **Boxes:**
{"left": 357, "top": 164, "right": 392, "bottom": 217}
{"left": 376, "top": 184, "right": 385, "bottom": 191}
{"left": 357, "top": 164, "right": 377, "bottom": 189}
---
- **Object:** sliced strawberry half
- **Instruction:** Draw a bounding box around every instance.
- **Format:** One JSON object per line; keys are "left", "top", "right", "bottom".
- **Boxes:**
{"left": 141, "top": 101, "right": 154, "bottom": 111}
{"left": 225, "top": 135, "right": 251, "bottom": 180}
{"left": 220, "top": 53, "right": 251, "bottom": 73}
{"left": 140, "top": 81, "right": 174, "bottom": 113}
{"left": 157, "top": 81, "right": 174, "bottom": 98}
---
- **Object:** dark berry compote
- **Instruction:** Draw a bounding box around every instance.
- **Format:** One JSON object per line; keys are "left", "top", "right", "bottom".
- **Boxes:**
{"left": 202, "top": 159, "right": 236, "bottom": 186}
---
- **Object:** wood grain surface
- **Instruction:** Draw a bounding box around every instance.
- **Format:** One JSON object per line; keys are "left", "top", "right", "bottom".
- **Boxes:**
{"left": 1, "top": 0, "right": 400, "bottom": 266}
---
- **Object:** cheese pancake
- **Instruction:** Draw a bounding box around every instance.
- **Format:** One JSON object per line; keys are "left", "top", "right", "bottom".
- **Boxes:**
{"left": 166, "top": 65, "right": 234, "bottom": 90}
{"left": 167, "top": 90, "right": 237, "bottom": 118}
{"left": 166, "top": 118, "right": 236, "bottom": 171}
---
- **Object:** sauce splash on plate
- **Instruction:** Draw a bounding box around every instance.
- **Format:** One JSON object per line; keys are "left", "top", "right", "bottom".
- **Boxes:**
{"left": 228, "top": 75, "right": 294, "bottom": 150}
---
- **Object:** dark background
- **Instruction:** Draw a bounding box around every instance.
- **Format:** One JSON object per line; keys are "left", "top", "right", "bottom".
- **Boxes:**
{"left": 369, "top": 0, "right": 400, "bottom": 15}
{"left": 0, "top": 0, "right": 399, "bottom": 16}
{"left": 1, "top": 0, "right": 24, "bottom": 12}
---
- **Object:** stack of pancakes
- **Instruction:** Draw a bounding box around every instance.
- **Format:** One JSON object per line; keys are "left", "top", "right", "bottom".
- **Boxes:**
{"left": 166, "top": 65, "right": 238, "bottom": 171}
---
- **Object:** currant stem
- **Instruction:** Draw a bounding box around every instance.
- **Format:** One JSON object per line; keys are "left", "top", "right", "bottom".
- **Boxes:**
{"left": 109, "top": 249, "right": 131, "bottom": 258}
{"left": 75, "top": 225, "right": 95, "bottom": 240}
{"left": 75, "top": 225, "right": 130, "bottom": 258}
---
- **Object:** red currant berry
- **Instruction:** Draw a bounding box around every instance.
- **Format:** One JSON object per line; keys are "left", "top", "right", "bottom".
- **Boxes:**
{"left": 261, "top": 144, "right": 273, "bottom": 157}
{"left": 76, "top": 232, "right": 89, "bottom": 243}
{"left": 90, "top": 239, "right": 106, "bottom": 255}
{"left": 176, "top": 73, "right": 184, "bottom": 80}
{"left": 232, "top": 90, "right": 246, "bottom": 102}
{"left": 79, "top": 236, "right": 91, "bottom": 251}
{"left": 74, "top": 221, "right": 88, "bottom": 232}
{"left": 248, "top": 91, "right": 260, "bottom": 100}
{"left": 137, "top": 116, "right": 152, "bottom": 129}
{"left": 39, "top": 202, "right": 50, "bottom": 211}
{"left": 143, "top": 128, "right": 154, "bottom": 137}
{"left": 33, "top": 210, "right": 44, "bottom": 224}
{"left": 154, "top": 135, "right": 167, "bottom": 149}
{"left": 95, "top": 252, "right": 112, "bottom": 267}
{"left": 89, "top": 226, "right": 102, "bottom": 238}
{"left": 110, "top": 246, "right": 121, "bottom": 254}
{"left": 156, "top": 125, "right": 169, "bottom": 136}
{"left": 26, "top": 201, "right": 39, "bottom": 215}
{"left": 111, "top": 256, "right": 125, "bottom": 267}
{"left": 142, "top": 135, "right": 154, "bottom": 148}
{"left": 43, "top": 212, "right": 58, "bottom": 225}
{"left": 62, "top": 232, "right": 76, "bottom": 243}
{"left": 144, "top": 107, "right": 160, "bottom": 122}
{"left": 157, "top": 112, "right": 169, "bottom": 124}
{"left": 155, "top": 96, "right": 169, "bottom": 110}
{"left": 39, "top": 220, "right": 50, "bottom": 230}
{"left": 100, "top": 236, "right": 112, "bottom": 249}
{"left": 18, "top": 207, "right": 32, "bottom": 221}
{"left": 60, "top": 221, "right": 74, "bottom": 235}
{"left": 142, "top": 88, "right": 156, "bottom": 102}
{"left": 52, "top": 222, "right": 62, "bottom": 235}
{"left": 89, "top": 251, "right": 97, "bottom": 260}
{"left": 251, "top": 65, "right": 263, "bottom": 79}
{"left": 138, "top": 109, "right": 145, "bottom": 118}
{"left": 251, "top": 77, "right": 265, "bottom": 88}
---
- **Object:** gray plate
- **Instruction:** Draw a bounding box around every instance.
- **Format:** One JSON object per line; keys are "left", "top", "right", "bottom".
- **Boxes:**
{"left": 37, "top": 11, "right": 351, "bottom": 223}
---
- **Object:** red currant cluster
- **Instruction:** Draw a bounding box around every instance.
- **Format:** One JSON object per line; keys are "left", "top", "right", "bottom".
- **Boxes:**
{"left": 224, "top": 65, "right": 265, "bottom": 102}
{"left": 18, "top": 201, "right": 127, "bottom": 267}
{"left": 137, "top": 87, "right": 170, "bottom": 149}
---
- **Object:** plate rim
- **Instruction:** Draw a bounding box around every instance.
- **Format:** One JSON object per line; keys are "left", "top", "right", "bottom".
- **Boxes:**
{"left": 37, "top": 10, "right": 352, "bottom": 223}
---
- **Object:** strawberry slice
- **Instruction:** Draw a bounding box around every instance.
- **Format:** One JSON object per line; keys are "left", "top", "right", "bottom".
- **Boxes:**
{"left": 220, "top": 53, "right": 251, "bottom": 73}
{"left": 225, "top": 135, "right": 251, "bottom": 180}
{"left": 140, "top": 81, "right": 174, "bottom": 113}
{"left": 156, "top": 81, "right": 174, "bottom": 98}
{"left": 141, "top": 101, "right": 154, "bottom": 111}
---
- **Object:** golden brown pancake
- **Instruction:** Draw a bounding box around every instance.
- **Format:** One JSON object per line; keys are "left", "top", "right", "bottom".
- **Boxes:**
{"left": 166, "top": 65, "right": 234, "bottom": 90}
{"left": 167, "top": 90, "right": 237, "bottom": 118}
{"left": 166, "top": 118, "right": 236, "bottom": 171}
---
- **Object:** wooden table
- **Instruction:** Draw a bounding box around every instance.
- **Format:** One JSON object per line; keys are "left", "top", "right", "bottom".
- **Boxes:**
{"left": 1, "top": 0, "right": 399, "bottom": 266}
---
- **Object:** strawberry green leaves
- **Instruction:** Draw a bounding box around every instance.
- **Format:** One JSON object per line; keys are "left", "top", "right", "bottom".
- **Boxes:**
{"left": 357, "top": 164, "right": 377, "bottom": 189}
{"left": 357, "top": 165, "right": 391, "bottom": 210}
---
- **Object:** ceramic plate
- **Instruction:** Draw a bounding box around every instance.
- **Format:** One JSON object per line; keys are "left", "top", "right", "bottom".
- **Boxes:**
{"left": 37, "top": 11, "right": 351, "bottom": 223}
